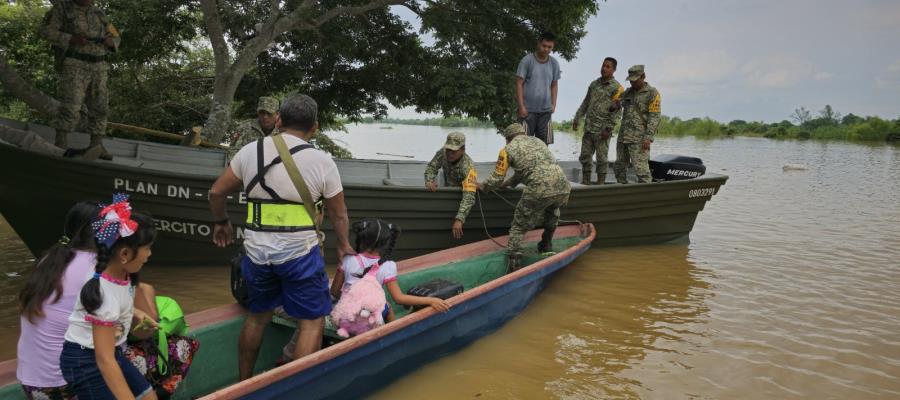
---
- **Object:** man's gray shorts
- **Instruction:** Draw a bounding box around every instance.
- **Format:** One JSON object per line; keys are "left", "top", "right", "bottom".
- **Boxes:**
{"left": 520, "top": 112, "right": 553, "bottom": 144}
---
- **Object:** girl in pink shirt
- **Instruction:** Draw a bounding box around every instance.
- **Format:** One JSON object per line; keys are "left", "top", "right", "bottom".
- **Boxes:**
{"left": 16, "top": 201, "right": 100, "bottom": 399}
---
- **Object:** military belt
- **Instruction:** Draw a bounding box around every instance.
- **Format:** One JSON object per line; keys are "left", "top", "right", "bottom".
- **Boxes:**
{"left": 64, "top": 50, "right": 106, "bottom": 63}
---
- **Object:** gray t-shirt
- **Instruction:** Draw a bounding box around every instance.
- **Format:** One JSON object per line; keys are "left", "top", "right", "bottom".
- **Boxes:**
{"left": 516, "top": 53, "right": 561, "bottom": 113}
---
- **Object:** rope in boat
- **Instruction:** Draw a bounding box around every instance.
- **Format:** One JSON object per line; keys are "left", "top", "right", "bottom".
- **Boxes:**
{"left": 475, "top": 190, "right": 508, "bottom": 249}
{"left": 474, "top": 188, "right": 590, "bottom": 249}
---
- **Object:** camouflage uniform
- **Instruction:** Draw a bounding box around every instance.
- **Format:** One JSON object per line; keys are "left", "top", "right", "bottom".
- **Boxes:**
{"left": 228, "top": 97, "right": 279, "bottom": 160}
{"left": 614, "top": 65, "right": 661, "bottom": 184}
{"left": 482, "top": 124, "right": 571, "bottom": 266}
{"left": 574, "top": 77, "right": 624, "bottom": 183}
{"left": 424, "top": 132, "right": 477, "bottom": 223}
{"left": 41, "top": 0, "right": 120, "bottom": 151}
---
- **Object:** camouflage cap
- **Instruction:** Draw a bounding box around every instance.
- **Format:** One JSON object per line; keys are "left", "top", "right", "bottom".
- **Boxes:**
{"left": 627, "top": 65, "right": 645, "bottom": 81}
{"left": 256, "top": 96, "right": 279, "bottom": 114}
{"left": 443, "top": 131, "right": 466, "bottom": 151}
{"left": 501, "top": 123, "right": 526, "bottom": 138}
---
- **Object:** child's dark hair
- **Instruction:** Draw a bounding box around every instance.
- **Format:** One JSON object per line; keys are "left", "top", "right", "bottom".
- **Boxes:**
{"left": 19, "top": 201, "right": 100, "bottom": 323}
{"left": 80, "top": 212, "right": 157, "bottom": 315}
{"left": 351, "top": 218, "right": 401, "bottom": 276}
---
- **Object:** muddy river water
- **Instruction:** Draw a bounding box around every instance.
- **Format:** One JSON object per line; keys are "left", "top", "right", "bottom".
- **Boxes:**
{"left": 2, "top": 124, "right": 898, "bottom": 399}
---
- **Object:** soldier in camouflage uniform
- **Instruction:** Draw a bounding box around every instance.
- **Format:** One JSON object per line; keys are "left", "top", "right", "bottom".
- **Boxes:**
{"left": 614, "top": 65, "right": 661, "bottom": 184}
{"left": 480, "top": 124, "right": 571, "bottom": 271}
{"left": 424, "top": 132, "right": 478, "bottom": 240}
{"left": 41, "top": 0, "right": 120, "bottom": 160}
{"left": 573, "top": 57, "right": 624, "bottom": 184}
{"left": 227, "top": 96, "right": 279, "bottom": 160}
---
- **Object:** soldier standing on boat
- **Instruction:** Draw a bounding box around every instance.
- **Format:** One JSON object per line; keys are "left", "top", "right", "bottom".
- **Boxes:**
{"left": 572, "top": 57, "right": 624, "bottom": 185}
{"left": 228, "top": 96, "right": 279, "bottom": 160}
{"left": 424, "top": 132, "right": 478, "bottom": 239}
{"left": 479, "top": 124, "right": 571, "bottom": 271}
{"left": 208, "top": 93, "right": 353, "bottom": 380}
{"left": 41, "top": 0, "right": 120, "bottom": 160}
{"left": 614, "top": 65, "right": 661, "bottom": 184}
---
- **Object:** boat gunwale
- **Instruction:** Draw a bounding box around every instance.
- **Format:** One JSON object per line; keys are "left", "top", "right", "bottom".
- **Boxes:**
{"left": 199, "top": 223, "right": 596, "bottom": 400}
{"left": 0, "top": 224, "right": 595, "bottom": 393}
{"left": 0, "top": 141, "right": 728, "bottom": 192}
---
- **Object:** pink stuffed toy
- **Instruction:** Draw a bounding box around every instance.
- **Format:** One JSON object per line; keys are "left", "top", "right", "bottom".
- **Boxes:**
{"left": 330, "top": 270, "right": 387, "bottom": 338}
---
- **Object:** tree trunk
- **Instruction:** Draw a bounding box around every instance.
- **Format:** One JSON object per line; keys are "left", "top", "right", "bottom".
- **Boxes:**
{"left": 202, "top": 68, "right": 245, "bottom": 144}
{"left": 0, "top": 53, "right": 59, "bottom": 116}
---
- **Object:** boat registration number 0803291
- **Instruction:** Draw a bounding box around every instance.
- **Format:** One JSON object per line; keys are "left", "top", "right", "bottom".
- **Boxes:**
{"left": 688, "top": 187, "right": 717, "bottom": 198}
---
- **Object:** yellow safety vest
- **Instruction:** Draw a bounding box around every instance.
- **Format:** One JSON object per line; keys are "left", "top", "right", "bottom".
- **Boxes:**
{"left": 243, "top": 140, "right": 321, "bottom": 232}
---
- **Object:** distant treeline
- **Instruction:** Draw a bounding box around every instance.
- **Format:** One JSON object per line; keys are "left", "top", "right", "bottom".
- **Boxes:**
{"left": 554, "top": 105, "right": 899, "bottom": 142}
{"left": 361, "top": 105, "right": 900, "bottom": 143}
{"left": 357, "top": 116, "right": 495, "bottom": 128}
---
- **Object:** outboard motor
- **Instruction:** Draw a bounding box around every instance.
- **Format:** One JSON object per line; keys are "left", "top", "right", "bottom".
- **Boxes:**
{"left": 649, "top": 154, "right": 706, "bottom": 181}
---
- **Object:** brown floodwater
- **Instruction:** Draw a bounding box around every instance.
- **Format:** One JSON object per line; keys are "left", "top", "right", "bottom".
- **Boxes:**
{"left": 2, "top": 127, "right": 899, "bottom": 398}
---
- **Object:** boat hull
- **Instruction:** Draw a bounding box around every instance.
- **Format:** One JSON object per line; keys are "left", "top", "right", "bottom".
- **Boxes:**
{"left": 0, "top": 225, "right": 595, "bottom": 400}
{"left": 0, "top": 120, "right": 726, "bottom": 265}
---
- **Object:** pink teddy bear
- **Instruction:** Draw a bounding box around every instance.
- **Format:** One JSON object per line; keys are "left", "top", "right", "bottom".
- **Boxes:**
{"left": 330, "top": 272, "right": 387, "bottom": 338}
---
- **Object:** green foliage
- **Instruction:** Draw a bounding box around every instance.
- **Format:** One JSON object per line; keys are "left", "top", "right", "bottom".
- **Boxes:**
{"left": 652, "top": 108, "right": 899, "bottom": 142}
{"left": 0, "top": 0, "right": 55, "bottom": 120}
{"left": 107, "top": 43, "right": 216, "bottom": 134}
{"left": 412, "top": 0, "right": 600, "bottom": 128}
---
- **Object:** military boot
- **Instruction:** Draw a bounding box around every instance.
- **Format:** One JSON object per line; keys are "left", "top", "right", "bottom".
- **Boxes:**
{"left": 580, "top": 171, "right": 592, "bottom": 185}
{"left": 537, "top": 228, "right": 556, "bottom": 254}
{"left": 54, "top": 130, "right": 68, "bottom": 148}
{"left": 63, "top": 145, "right": 103, "bottom": 161}
{"left": 89, "top": 135, "right": 113, "bottom": 161}
{"left": 506, "top": 252, "right": 523, "bottom": 273}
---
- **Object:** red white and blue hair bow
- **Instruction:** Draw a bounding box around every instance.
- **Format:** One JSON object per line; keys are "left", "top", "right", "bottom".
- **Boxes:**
{"left": 92, "top": 193, "right": 138, "bottom": 247}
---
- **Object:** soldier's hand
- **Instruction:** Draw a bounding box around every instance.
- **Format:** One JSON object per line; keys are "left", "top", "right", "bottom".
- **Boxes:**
{"left": 452, "top": 219, "right": 464, "bottom": 239}
{"left": 425, "top": 181, "right": 438, "bottom": 192}
{"left": 609, "top": 100, "right": 621, "bottom": 112}
{"left": 212, "top": 222, "right": 234, "bottom": 247}
{"left": 600, "top": 128, "right": 611, "bottom": 140}
{"left": 69, "top": 34, "right": 87, "bottom": 46}
{"left": 103, "top": 37, "right": 115, "bottom": 48}
{"left": 642, "top": 139, "right": 652, "bottom": 151}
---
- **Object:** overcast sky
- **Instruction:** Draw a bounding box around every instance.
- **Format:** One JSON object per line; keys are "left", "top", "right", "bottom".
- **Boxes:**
{"left": 390, "top": 0, "right": 900, "bottom": 123}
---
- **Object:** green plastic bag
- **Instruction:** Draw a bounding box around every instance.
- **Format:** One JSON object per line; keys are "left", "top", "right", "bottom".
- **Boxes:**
{"left": 155, "top": 296, "right": 189, "bottom": 375}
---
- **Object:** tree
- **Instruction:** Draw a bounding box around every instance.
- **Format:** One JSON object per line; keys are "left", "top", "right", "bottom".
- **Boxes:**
{"left": 196, "top": 0, "right": 599, "bottom": 142}
{"left": 818, "top": 104, "right": 840, "bottom": 125}
{"left": 791, "top": 107, "right": 812, "bottom": 125}
{"left": 1, "top": 0, "right": 600, "bottom": 148}
{"left": 841, "top": 113, "right": 864, "bottom": 126}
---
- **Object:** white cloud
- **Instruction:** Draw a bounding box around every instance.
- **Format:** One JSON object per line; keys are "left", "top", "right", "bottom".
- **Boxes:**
{"left": 876, "top": 60, "right": 900, "bottom": 88}
{"left": 655, "top": 50, "right": 737, "bottom": 95}
{"left": 741, "top": 56, "right": 818, "bottom": 88}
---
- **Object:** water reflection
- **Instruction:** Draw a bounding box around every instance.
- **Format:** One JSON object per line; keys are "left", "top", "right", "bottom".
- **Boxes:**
{"left": 371, "top": 245, "right": 713, "bottom": 399}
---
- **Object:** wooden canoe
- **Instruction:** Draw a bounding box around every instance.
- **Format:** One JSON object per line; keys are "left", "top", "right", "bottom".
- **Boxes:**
{"left": 0, "top": 224, "right": 595, "bottom": 399}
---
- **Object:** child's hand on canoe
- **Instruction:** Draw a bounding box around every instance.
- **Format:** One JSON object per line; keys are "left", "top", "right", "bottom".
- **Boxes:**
{"left": 427, "top": 298, "right": 451, "bottom": 313}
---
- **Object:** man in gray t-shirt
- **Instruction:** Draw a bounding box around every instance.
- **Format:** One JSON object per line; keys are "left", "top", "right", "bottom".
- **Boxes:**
{"left": 515, "top": 32, "right": 561, "bottom": 145}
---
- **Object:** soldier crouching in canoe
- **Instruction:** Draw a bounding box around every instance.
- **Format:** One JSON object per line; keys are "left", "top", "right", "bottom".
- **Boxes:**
{"left": 479, "top": 124, "right": 571, "bottom": 272}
